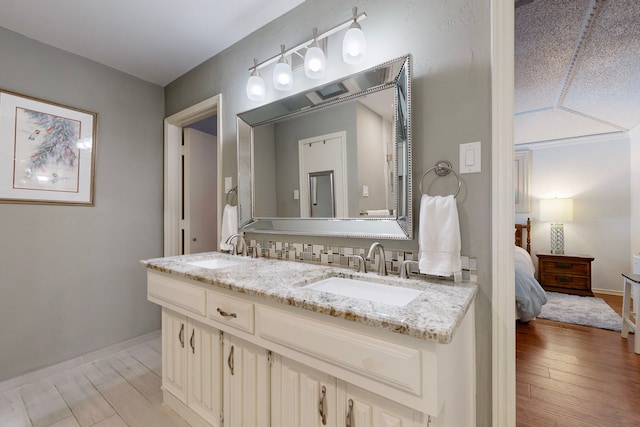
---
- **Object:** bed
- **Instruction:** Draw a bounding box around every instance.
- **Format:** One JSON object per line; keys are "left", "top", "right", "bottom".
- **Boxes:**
{"left": 515, "top": 218, "right": 547, "bottom": 321}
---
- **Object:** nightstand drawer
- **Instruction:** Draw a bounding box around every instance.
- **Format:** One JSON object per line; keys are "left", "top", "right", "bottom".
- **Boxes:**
{"left": 540, "top": 272, "right": 589, "bottom": 290}
{"left": 541, "top": 260, "right": 590, "bottom": 276}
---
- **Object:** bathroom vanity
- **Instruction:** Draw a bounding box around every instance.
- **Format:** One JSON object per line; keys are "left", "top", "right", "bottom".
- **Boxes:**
{"left": 143, "top": 252, "right": 477, "bottom": 427}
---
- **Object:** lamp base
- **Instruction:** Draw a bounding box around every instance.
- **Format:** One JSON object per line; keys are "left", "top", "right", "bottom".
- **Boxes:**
{"left": 550, "top": 223, "right": 565, "bottom": 254}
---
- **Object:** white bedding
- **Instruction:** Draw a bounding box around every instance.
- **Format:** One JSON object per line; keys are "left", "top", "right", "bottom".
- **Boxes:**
{"left": 515, "top": 246, "right": 547, "bottom": 321}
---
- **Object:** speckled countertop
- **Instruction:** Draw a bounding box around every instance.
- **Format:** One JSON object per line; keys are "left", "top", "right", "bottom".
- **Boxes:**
{"left": 141, "top": 252, "right": 477, "bottom": 344}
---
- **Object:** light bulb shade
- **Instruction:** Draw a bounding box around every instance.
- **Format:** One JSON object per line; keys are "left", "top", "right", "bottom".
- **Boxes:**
{"left": 342, "top": 25, "right": 367, "bottom": 64}
{"left": 304, "top": 46, "right": 326, "bottom": 79}
{"left": 246, "top": 74, "right": 266, "bottom": 101}
{"left": 539, "top": 198, "right": 574, "bottom": 223}
{"left": 273, "top": 61, "right": 293, "bottom": 91}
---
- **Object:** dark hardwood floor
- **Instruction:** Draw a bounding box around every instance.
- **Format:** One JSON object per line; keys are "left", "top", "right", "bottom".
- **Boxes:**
{"left": 516, "top": 294, "right": 640, "bottom": 426}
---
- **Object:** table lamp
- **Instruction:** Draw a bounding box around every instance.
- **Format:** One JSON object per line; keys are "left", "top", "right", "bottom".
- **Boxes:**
{"left": 539, "top": 198, "right": 573, "bottom": 254}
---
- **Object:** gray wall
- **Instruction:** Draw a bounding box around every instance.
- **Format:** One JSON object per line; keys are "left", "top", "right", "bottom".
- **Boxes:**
{"left": 165, "top": 0, "right": 492, "bottom": 424}
{"left": 0, "top": 27, "right": 164, "bottom": 381}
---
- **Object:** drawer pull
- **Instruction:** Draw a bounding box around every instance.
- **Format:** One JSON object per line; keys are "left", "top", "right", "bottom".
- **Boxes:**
{"left": 556, "top": 262, "right": 571, "bottom": 269}
{"left": 217, "top": 308, "right": 238, "bottom": 319}
{"left": 346, "top": 399, "right": 353, "bottom": 427}
{"left": 228, "top": 345, "right": 235, "bottom": 375}
{"left": 557, "top": 275, "right": 572, "bottom": 283}
{"left": 179, "top": 323, "right": 185, "bottom": 348}
{"left": 190, "top": 329, "right": 195, "bottom": 354}
{"left": 319, "top": 385, "right": 327, "bottom": 425}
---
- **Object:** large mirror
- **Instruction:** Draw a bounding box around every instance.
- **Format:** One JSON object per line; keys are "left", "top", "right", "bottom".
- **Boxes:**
{"left": 237, "top": 55, "right": 412, "bottom": 239}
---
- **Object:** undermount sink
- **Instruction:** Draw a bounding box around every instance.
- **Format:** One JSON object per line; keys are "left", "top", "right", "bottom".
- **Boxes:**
{"left": 186, "top": 257, "right": 250, "bottom": 270}
{"left": 304, "top": 277, "right": 422, "bottom": 307}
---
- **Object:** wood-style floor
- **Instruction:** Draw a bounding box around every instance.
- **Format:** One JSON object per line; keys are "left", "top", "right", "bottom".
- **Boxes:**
{"left": 0, "top": 335, "right": 188, "bottom": 427}
{"left": 517, "top": 293, "right": 640, "bottom": 426}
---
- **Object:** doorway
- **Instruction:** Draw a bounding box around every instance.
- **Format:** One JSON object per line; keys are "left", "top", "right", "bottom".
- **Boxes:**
{"left": 164, "top": 95, "right": 223, "bottom": 257}
{"left": 298, "top": 131, "right": 348, "bottom": 218}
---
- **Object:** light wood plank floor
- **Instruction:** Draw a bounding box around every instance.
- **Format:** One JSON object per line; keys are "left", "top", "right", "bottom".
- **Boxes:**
{"left": 0, "top": 336, "right": 189, "bottom": 427}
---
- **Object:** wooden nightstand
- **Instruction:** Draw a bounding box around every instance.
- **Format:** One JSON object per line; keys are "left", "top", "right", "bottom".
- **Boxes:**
{"left": 536, "top": 253, "right": 594, "bottom": 296}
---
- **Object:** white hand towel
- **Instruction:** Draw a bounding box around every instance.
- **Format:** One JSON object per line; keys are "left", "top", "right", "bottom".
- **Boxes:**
{"left": 366, "top": 209, "right": 390, "bottom": 216}
{"left": 219, "top": 204, "right": 238, "bottom": 252}
{"left": 418, "top": 194, "right": 461, "bottom": 277}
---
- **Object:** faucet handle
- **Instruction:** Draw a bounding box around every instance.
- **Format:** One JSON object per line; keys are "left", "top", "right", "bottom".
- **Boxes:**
{"left": 347, "top": 254, "right": 367, "bottom": 273}
{"left": 400, "top": 260, "right": 419, "bottom": 279}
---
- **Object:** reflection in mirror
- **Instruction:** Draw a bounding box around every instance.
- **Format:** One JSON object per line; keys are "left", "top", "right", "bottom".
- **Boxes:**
{"left": 237, "top": 55, "right": 412, "bottom": 239}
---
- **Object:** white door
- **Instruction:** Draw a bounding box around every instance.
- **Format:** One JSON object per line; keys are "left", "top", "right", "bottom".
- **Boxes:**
{"left": 187, "top": 319, "right": 222, "bottom": 426}
{"left": 223, "top": 334, "right": 270, "bottom": 427}
{"left": 271, "top": 355, "right": 337, "bottom": 427}
{"left": 299, "top": 132, "right": 348, "bottom": 218}
{"left": 338, "top": 381, "right": 425, "bottom": 427}
{"left": 184, "top": 127, "right": 218, "bottom": 254}
{"left": 161, "top": 308, "right": 188, "bottom": 403}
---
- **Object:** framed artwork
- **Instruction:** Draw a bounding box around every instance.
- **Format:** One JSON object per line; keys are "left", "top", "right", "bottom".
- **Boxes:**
{"left": 0, "top": 89, "right": 97, "bottom": 205}
{"left": 514, "top": 150, "right": 530, "bottom": 213}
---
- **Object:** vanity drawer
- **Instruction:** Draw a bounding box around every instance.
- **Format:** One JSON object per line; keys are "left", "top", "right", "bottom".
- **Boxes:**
{"left": 147, "top": 272, "right": 206, "bottom": 316}
{"left": 207, "top": 291, "right": 254, "bottom": 334}
{"left": 256, "top": 306, "right": 423, "bottom": 397}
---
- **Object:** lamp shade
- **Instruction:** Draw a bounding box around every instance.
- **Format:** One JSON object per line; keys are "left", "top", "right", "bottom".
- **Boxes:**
{"left": 304, "top": 45, "right": 326, "bottom": 79}
{"left": 342, "top": 23, "right": 366, "bottom": 64}
{"left": 539, "top": 198, "right": 573, "bottom": 222}
{"left": 246, "top": 74, "right": 265, "bottom": 101}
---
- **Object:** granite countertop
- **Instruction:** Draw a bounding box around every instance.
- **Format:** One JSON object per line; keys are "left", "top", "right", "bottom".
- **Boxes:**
{"left": 141, "top": 252, "right": 478, "bottom": 344}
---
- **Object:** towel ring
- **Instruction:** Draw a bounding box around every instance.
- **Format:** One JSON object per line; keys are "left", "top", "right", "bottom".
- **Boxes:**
{"left": 226, "top": 186, "right": 237, "bottom": 205}
{"left": 419, "top": 160, "right": 462, "bottom": 198}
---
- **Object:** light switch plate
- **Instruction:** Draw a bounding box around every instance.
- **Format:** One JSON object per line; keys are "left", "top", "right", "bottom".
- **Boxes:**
{"left": 459, "top": 141, "right": 481, "bottom": 174}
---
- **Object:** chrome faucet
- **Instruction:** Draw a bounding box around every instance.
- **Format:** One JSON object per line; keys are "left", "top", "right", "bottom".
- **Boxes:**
{"left": 225, "top": 234, "right": 247, "bottom": 256}
{"left": 366, "top": 242, "right": 387, "bottom": 276}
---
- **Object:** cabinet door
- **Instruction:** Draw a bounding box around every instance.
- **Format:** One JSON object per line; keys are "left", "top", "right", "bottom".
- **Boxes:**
{"left": 187, "top": 319, "right": 222, "bottom": 426}
{"left": 161, "top": 308, "right": 188, "bottom": 403}
{"left": 272, "top": 355, "right": 337, "bottom": 427}
{"left": 223, "top": 334, "right": 270, "bottom": 427}
{"left": 339, "top": 382, "right": 426, "bottom": 427}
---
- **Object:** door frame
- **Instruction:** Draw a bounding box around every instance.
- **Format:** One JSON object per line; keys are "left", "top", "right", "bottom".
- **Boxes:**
{"left": 491, "top": 1, "right": 515, "bottom": 426}
{"left": 164, "top": 95, "right": 222, "bottom": 256}
{"left": 298, "top": 131, "right": 348, "bottom": 218}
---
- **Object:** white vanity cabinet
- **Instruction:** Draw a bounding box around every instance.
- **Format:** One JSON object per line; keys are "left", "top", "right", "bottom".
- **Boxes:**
{"left": 146, "top": 268, "right": 476, "bottom": 427}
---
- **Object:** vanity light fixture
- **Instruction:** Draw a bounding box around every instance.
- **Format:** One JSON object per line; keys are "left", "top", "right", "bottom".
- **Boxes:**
{"left": 273, "top": 45, "right": 293, "bottom": 91}
{"left": 304, "top": 28, "right": 326, "bottom": 79}
{"left": 342, "top": 7, "right": 367, "bottom": 64}
{"left": 245, "top": 9, "right": 367, "bottom": 100}
{"left": 246, "top": 58, "right": 266, "bottom": 101}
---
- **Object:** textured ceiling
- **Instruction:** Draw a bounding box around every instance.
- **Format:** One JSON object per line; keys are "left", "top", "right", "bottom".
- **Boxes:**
{"left": 515, "top": 0, "right": 640, "bottom": 145}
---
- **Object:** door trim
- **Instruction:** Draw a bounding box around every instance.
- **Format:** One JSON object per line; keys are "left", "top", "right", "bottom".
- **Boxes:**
{"left": 164, "top": 95, "right": 222, "bottom": 256}
{"left": 491, "top": 1, "right": 515, "bottom": 426}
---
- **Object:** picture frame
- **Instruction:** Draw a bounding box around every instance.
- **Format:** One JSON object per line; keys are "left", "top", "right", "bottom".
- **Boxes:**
{"left": 0, "top": 88, "right": 97, "bottom": 206}
{"left": 514, "top": 150, "right": 530, "bottom": 213}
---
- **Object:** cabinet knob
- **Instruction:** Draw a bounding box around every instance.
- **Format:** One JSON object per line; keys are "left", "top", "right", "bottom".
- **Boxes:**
{"left": 192, "top": 237, "right": 197, "bottom": 242}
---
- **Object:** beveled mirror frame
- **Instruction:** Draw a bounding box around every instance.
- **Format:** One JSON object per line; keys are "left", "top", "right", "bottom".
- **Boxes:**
{"left": 237, "top": 54, "right": 412, "bottom": 240}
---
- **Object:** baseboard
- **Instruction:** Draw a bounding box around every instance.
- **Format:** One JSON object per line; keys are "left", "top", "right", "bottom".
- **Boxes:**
{"left": 0, "top": 329, "right": 161, "bottom": 394}
{"left": 592, "top": 288, "right": 624, "bottom": 297}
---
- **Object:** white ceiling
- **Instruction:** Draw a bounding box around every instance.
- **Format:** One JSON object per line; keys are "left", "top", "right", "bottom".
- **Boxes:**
{"left": 0, "top": 0, "right": 305, "bottom": 87}
{"left": 515, "top": 0, "right": 640, "bottom": 145}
